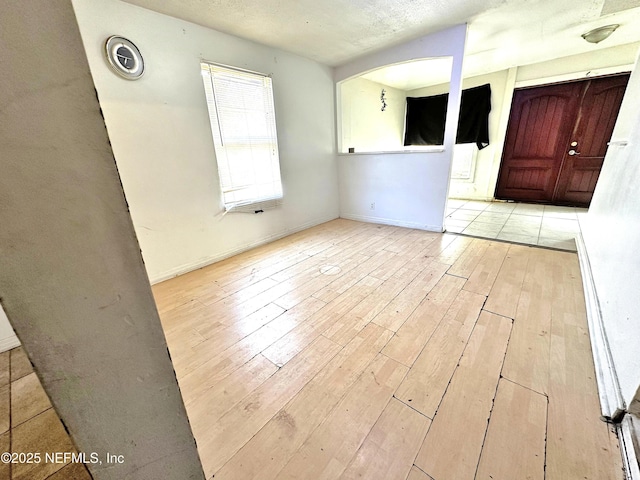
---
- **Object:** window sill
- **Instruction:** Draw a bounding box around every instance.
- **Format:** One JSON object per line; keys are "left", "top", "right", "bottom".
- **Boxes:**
{"left": 224, "top": 197, "right": 283, "bottom": 213}
{"left": 337, "top": 146, "right": 445, "bottom": 156}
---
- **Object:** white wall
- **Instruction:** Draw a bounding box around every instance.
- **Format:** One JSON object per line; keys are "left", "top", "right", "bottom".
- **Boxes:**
{"left": 0, "top": 304, "right": 19, "bottom": 353}
{"left": 516, "top": 42, "right": 639, "bottom": 85}
{"left": 408, "top": 69, "right": 516, "bottom": 201}
{"left": 340, "top": 77, "right": 406, "bottom": 153}
{"left": 581, "top": 49, "right": 640, "bottom": 413}
{"left": 335, "top": 24, "right": 467, "bottom": 232}
{"left": 338, "top": 151, "right": 452, "bottom": 230}
{"left": 72, "top": 0, "right": 339, "bottom": 283}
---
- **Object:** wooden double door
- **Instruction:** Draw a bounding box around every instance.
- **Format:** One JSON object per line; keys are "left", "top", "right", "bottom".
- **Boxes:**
{"left": 495, "top": 74, "right": 629, "bottom": 207}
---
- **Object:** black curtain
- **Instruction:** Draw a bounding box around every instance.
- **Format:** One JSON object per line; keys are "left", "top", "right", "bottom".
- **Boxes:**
{"left": 404, "top": 83, "right": 492, "bottom": 150}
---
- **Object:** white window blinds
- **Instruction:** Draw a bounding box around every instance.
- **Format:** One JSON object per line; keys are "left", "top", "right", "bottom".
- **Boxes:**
{"left": 201, "top": 62, "right": 283, "bottom": 212}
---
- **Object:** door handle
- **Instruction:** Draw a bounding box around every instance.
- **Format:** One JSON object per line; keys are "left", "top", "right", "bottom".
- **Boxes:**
{"left": 568, "top": 150, "right": 580, "bottom": 156}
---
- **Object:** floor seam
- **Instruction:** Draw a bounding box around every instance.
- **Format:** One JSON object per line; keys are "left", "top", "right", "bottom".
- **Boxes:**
{"left": 472, "top": 311, "right": 515, "bottom": 480}
{"left": 500, "top": 375, "right": 548, "bottom": 398}
{"left": 392, "top": 395, "right": 433, "bottom": 421}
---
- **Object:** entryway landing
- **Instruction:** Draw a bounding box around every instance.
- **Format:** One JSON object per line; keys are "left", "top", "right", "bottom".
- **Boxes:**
{"left": 445, "top": 199, "right": 588, "bottom": 251}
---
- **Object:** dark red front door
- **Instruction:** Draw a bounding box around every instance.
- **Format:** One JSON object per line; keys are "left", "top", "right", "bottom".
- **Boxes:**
{"left": 495, "top": 74, "right": 629, "bottom": 207}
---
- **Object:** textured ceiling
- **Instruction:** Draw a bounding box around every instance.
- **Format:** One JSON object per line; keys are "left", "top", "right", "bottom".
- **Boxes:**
{"left": 123, "top": 0, "right": 640, "bottom": 77}
{"left": 602, "top": 0, "right": 640, "bottom": 15}
{"left": 123, "top": 0, "right": 502, "bottom": 65}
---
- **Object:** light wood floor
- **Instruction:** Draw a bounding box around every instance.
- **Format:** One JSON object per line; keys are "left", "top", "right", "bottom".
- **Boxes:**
{"left": 152, "top": 219, "right": 622, "bottom": 480}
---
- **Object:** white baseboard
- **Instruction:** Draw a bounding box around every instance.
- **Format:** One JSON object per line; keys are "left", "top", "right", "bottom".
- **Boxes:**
{"left": 620, "top": 415, "right": 640, "bottom": 480}
{"left": 339, "top": 213, "right": 443, "bottom": 232}
{"left": 447, "top": 195, "right": 495, "bottom": 202}
{"left": 575, "top": 233, "right": 639, "bottom": 478}
{"left": 149, "top": 214, "right": 339, "bottom": 284}
{"left": 575, "top": 232, "right": 625, "bottom": 420}
{"left": 0, "top": 335, "right": 20, "bottom": 353}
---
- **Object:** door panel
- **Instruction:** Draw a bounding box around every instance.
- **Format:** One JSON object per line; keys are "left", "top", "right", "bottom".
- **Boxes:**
{"left": 496, "top": 74, "right": 629, "bottom": 206}
{"left": 554, "top": 75, "right": 629, "bottom": 205}
{"left": 495, "top": 83, "right": 582, "bottom": 202}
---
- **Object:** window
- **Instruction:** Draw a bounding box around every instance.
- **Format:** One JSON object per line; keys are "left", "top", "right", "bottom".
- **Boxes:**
{"left": 201, "top": 62, "right": 283, "bottom": 212}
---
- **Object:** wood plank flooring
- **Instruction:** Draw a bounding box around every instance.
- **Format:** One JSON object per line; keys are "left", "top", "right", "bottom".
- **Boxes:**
{"left": 152, "top": 219, "right": 622, "bottom": 480}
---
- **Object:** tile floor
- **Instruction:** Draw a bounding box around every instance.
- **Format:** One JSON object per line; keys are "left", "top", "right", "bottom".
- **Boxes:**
{"left": 445, "top": 199, "right": 588, "bottom": 251}
{"left": 0, "top": 347, "right": 92, "bottom": 480}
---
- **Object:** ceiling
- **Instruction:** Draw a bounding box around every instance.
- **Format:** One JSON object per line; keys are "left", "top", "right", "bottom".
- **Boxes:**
{"left": 124, "top": 0, "right": 640, "bottom": 79}
{"left": 362, "top": 58, "right": 454, "bottom": 91}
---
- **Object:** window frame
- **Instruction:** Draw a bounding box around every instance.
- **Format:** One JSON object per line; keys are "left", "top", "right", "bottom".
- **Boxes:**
{"left": 200, "top": 61, "right": 284, "bottom": 213}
